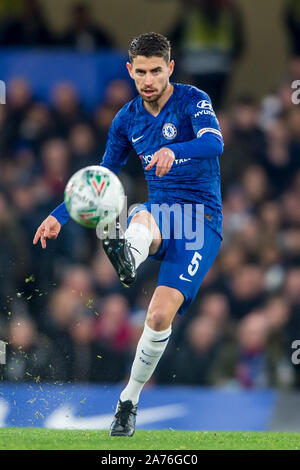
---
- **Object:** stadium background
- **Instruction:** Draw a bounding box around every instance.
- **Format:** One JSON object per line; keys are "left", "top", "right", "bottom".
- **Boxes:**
{"left": 0, "top": 0, "right": 299, "bottom": 431}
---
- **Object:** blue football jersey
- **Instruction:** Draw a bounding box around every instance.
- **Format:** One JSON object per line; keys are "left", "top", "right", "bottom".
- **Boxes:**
{"left": 101, "top": 82, "right": 223, "bottom": 238}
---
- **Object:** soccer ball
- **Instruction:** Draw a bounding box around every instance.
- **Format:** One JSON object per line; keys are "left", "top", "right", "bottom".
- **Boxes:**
{"left": 64, "top": 165, "right": 125, "bottom": 228}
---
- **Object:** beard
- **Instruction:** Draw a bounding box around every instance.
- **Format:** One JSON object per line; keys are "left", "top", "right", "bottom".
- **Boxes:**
{"left": 140, "top": 80, "right": 169, "bottom": 104}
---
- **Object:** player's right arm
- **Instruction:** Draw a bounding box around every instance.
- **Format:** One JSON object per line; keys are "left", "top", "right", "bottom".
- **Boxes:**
{"left": 33, "top": 108, "right": 132, "bottom": 248}
{"left": 33, "top": 215, "right": 61, "bottom": 249}
{"left": 100, "top": 108, "right": 132, "bottom": 174}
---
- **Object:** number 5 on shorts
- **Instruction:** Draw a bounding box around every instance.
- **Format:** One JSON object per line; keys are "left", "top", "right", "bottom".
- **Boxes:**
{"left": 188, "top": 252, "right": 202, "bottom": 276}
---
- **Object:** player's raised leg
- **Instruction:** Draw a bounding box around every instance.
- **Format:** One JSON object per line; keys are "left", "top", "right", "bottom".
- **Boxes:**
{"left": 110, "top": 285, "right": 184, "bottom": 437}
{"left": 102, "top": 209, "right": 161, "bottom": 287}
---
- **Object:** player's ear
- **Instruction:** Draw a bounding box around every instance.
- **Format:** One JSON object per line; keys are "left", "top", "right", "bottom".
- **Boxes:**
{"left": 168, "top": 60, "right": 175, "bottom": 78}
{"left": 126, "top": 62, "right": 134, "bottom": 79}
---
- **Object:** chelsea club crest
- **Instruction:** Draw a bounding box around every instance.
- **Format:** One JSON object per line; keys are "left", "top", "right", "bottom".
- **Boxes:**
{"left": 162, "top": 123, "right": 177, "bottom": 140}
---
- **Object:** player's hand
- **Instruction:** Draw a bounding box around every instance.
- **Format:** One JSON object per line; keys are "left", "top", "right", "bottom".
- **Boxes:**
{"left": 145, "top": 147, "right": 175, "bottom": 177}
{"left": 33, "top": 215, "right": 61, "bottom": 249}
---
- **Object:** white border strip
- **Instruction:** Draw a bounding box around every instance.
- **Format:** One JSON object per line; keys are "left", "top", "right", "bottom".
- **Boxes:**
{"left": 197, "top": 127, "right": 222, "bottom": 138}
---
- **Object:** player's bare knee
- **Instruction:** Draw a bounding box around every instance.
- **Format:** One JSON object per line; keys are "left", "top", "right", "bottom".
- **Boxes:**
{"left": 130, "top": 211, "right": 161, "bottom": 255}
{"left": 146, "top": 309, "right": 169, "bottom": 331}
{"left": 131, "top": 211, "right": 161, "bottom": 240}
{"left": 130, "top": 210, "right": 150, "bottom": 227}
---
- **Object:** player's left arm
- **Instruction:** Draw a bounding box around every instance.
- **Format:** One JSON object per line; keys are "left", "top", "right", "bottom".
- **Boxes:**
{"left": 165, "top": 90, "right": 224, "bottom": 160}
{"left": 146, "top": 90, "right": 223, "bottom": 177}
{"left": 145, "top": 147, "right": 175, "bottom": 177}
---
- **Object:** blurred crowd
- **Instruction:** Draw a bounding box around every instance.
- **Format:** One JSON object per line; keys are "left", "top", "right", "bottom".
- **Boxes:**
{"left": 0, "top": 0, "right": 300, "bottom": 390}
{"left": 0, "top": 1, "right": 114, "bottom": 50}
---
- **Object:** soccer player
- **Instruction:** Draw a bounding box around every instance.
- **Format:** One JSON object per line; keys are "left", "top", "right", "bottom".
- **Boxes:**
{"left": 33, "top": 32, "right": 223, "bottom": 437}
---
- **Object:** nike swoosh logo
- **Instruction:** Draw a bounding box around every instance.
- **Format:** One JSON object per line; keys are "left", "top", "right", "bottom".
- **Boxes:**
{"left": 141, "top": 349, "right": 157, "bottom": 357}
{"left": 132, "top": 135, "right": 144, "bottom": 143}
{"left": 179, "top": 274, "right": 192, "bottom": 282}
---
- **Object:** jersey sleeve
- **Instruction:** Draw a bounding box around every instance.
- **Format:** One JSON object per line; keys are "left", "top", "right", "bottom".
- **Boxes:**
{"left": 49, "top": 109, "right": 132, "bottom": 226}
{"left": 100, "top": 109, "right": 132, "bottom": 175}
{"left": 187, "top": 88, "right": 223, "bottom": 141}
{"left": 167, "top": 88, "right": 223, "bottom": 160}
{"left": 50, "top": 202, "right": 70, "bottom": 226}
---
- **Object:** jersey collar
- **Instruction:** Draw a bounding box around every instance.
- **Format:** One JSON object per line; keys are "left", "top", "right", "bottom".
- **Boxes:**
{"left": 138, "top": 82, "right": 177, "bottom": 120}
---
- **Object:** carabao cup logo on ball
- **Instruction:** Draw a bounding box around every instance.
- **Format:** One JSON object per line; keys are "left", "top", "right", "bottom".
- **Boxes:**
{"left": 162, "top": 122, "right": 177, "bottom": 140}
{"left": 64, "top": 166, "right": 125, "bottom": 229}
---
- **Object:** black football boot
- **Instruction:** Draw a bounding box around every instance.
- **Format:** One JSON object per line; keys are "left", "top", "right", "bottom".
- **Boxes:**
{"left": 109, "top": 399, "right": 138, "bottom": 437}
{"left": 102, "top": 222, "right": 137, "bottom": 287}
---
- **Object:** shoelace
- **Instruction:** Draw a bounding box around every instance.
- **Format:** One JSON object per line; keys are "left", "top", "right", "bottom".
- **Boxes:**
{"left": 114, "top": 240, "right": 139, "bottom": 256}
{"left": 127, "top": 242, "right": 141, "bottom": 256}
{"left": 115, "top": 403, "right": 137, "bottom": 427}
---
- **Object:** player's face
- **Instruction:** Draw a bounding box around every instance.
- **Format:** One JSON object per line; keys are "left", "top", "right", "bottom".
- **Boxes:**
{"left": 127, "top": 56, "right": 174, "bottom": 103}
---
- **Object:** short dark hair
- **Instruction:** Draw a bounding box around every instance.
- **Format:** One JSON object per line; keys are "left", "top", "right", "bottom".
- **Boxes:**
{"left": 128, "top": 32, "right": 171, "bottom": 64}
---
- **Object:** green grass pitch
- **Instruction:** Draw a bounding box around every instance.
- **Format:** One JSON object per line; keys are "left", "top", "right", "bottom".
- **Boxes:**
{"left": 0, "top": 428, "right": 300, "bottom": 450}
